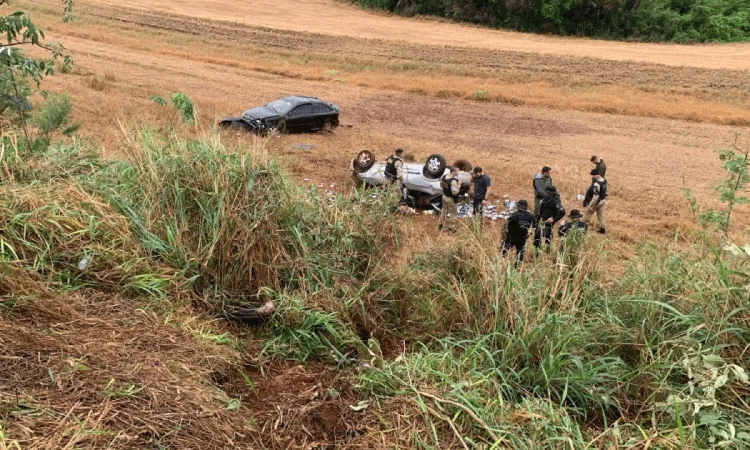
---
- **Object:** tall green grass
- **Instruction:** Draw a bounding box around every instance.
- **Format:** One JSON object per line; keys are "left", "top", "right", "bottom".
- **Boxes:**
{"left": 2, "top": 125, "right": 749, "bottom": 448}
{"left": 357, "top": 240, "right": 750, "bottom": 448}
{"left": 94, "top": 128, "right": 400, "bottom": 301}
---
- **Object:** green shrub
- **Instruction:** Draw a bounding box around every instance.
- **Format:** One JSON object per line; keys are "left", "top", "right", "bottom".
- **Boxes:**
{"left": 346, "top": 0, "right": 750, "bottom": 41}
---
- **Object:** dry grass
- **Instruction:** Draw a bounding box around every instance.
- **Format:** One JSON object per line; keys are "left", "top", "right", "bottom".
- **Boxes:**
{"left": 0, "top": 265, "right": 253, "bottom": 449}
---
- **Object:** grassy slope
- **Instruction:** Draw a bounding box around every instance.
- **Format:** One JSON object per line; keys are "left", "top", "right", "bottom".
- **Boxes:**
{"left": 2, "top": 125, "right": 749, "bottom": 449}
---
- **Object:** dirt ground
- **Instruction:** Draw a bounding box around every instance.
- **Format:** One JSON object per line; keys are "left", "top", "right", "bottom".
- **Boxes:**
{"left": 4, "top": 1, "right": 750, "bottom": 447}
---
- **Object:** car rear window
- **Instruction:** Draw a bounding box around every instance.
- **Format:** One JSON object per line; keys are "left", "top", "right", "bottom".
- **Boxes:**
{"left": 312, "top": 103, "right": 333, "bottom": 114}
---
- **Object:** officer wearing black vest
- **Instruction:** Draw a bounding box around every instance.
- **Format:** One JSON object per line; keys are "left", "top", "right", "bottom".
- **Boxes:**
{"left": 438, "top": 166, "right": 461, "bottom": 232}
{"left": 583, "top": 168, "right": 607, "bottom": 234}
{"left": 501, "top": 199, "right": 536, "bottom": 265}
{"left": 534, "top": 185, "right": 566, "bottom": 250}
{"left": 558, "top": 209, "right": 588, "bottom": 237}
{"left": 384, "top": 148, "right": 404, "bottom": 184}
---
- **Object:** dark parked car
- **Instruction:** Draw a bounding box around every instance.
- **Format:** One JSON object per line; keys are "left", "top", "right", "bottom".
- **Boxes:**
{"left": 219, "top": 96, "right": 339, "bottom": 135}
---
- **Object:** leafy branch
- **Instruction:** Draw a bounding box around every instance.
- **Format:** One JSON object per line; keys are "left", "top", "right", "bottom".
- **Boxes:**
{"left": 0, "top": 2, "right": 74, "bottom": 143}
{"left": 683, "top": 134, "right": 749, "bottom": 236}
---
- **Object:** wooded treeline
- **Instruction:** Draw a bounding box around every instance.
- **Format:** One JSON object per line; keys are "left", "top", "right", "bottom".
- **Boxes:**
{"left": 350, "top": 0, "right": 750, "bottom": 42}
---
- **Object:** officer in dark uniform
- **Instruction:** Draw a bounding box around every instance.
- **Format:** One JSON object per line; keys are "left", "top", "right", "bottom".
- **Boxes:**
{"left": 590, "top": 155, "right": 607, "bottom": 178}
{"left": 532, "top": 166, "right": 552, "bottom": 218}
{"left": 472, "top": 166, "right": 491, "bottom": 217}
{"left": 501, "top": 199, "right": 536, "bottom": 264}
{"left": 384, "top": 148, "right": 404, "bottom": 184}
{"left": 558, "top": 209, "right": 588, "bottom": 237}
{"left": 534, "top": 185, "right": 565, "bottom": 250}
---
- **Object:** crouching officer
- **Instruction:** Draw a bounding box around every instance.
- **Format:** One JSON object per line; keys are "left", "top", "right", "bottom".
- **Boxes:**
{"left": 558, "top": 209, "right": 588, "bottom": 237}
{"left": 384, "top": 148, "right": 404, "bottom": 184}
{"left": 438, "top": 166, "right": 461, "bottom": 233}
{"left": 501, "top": 199, "right": 536, "bottom": 265}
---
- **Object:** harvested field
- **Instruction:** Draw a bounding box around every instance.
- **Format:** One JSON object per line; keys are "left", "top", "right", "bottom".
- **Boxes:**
{"left": 21, "top": 0, "right": 750, "bottom": 213}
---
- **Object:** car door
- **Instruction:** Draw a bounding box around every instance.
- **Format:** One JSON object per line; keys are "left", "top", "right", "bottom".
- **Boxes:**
{"left": 310, "top": 102, "right": 334, "bottom": 129}
{"left": 285, "top": 104, "right": 313, "bottom": 132}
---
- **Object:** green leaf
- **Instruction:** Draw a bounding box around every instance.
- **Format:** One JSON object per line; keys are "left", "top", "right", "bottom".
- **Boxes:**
{"left": 698, "top": 410, "right": 720, "bottom": 426}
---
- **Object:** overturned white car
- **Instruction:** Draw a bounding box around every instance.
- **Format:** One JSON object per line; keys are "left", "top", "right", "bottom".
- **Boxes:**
{"left": 350, "top": 150, "right": 472, "bottom": 209}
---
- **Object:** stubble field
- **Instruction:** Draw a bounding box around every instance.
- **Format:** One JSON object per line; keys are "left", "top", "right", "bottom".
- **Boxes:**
{"left": 21, "top": 0, "right": 750, "bottom": 248}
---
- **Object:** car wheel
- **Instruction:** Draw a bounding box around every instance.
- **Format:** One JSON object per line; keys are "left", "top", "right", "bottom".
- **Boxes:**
{"left": 353, "top": 150, "right": 375, "bottom": 173}
{"left": 423, "top": 154, "right": 446, "bottom": 179}
{"left": 265, "top": 125, "right": 283, "bottom": 137}
{"left": 453, "top": 159, "right": 473, "bottom": 172}
{"left": 218, "top": 120, "right": 252, "bottom": 132}
{"left": 321, "top": 119, "right": 336, "bottom": 133}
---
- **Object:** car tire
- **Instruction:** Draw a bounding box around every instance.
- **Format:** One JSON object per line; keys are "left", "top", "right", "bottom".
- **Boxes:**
{"left": 353, "top": 150, "right": 375, "bottom": 173}
{"left": 453, "top": 159, "right": 473, "bottom": 172}
{"left": 423, "top": 154, "right": 446, "bottom": 179}
{"left": 218, "top": 119, "right": 252, "bottom": 132}
{"left": 321, "top": 119, "right": 336, "bottom": 133}
{"left": 265, "top": 122, "right": 286, "bottom": 136}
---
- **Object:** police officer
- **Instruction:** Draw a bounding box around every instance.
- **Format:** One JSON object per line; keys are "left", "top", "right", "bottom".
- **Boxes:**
{"left": 590, "top": 155, "right": 607, "bottom": 178}
{"left": 501, "top": 199, "right": 536, "bottom": 264}
{"left": 558, "top": 209, "right": 588, "bottom": 237}
{"left": 472, "top": 166, "right": 491, "bottom": 217}
{"left": 438, "top": 166, "right": 461, "bottom": 233}
{"left": 583, "top": 168, "right": 607, "bottom": 234}
{"left": 534, "top": 185, "right": 565, "bottom": 250}
{"left": 384, "top": 148, "right": 404, "bottom": 184}
{"left": 532, "top": 166, "right": 552, "bottom": 218}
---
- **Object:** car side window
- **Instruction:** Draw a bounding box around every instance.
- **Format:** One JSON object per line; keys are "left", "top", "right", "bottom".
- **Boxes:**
{"left": 289, "top": 104, "right": 312, "bottom": 117}
{"left": 312, "top": 103, "right": 332, "bottom": 114}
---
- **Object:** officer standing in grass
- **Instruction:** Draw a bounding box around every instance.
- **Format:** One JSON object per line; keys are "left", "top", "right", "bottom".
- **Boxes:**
{"left": 583, "top": 168, "right": 607, "bottom": 234}
{"left": 472, "top": 166, "right": 491, "bottom": 218}
{"left": 501, "top": 199, "right": 536, "bottom": 265}
{"left": 590, "top": 155, "right": 607, "bottom": 178}
{"left": 532, "top": 166, "right": 553, "bottom": 218}
{"left": 438, "top": 166, "right": 461, "bottom": 233}
{"left": 534, "top": 185, "right": 566, "bottom": 250}
{"left": 384, "top": 148, "right": 404, "bottom": 184}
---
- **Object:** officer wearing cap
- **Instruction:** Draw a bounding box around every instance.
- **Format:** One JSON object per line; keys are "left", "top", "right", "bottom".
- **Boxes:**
{"left": 438, "top": 166, "right": 461, "bottom": 233}
{"left": 384, "top": 148, "right": 404, "bottom": 184}
{"left": 583, "top": 168, "right": 607, "bottom": 234}
{"left": 558, "top": 209, "right": 588, "bottom": 237}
